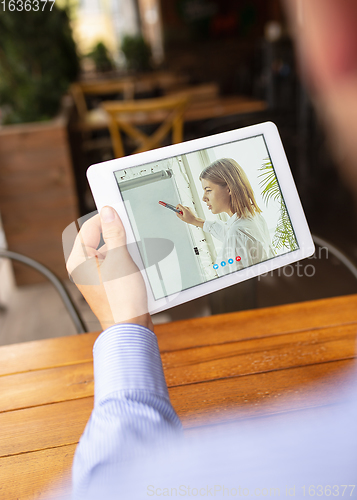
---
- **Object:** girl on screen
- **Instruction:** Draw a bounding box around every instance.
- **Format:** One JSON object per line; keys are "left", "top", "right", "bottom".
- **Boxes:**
{"left": 177, "top": 158, "right": 275, "bottom": 276}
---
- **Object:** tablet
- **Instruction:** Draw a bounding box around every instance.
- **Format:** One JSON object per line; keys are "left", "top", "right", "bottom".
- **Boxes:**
{"left": 87, "top": 122, "right": 314, "bottom": 314}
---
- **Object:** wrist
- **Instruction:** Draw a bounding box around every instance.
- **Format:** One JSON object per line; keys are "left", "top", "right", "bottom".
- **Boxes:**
{"left": 194, "top": 217, "right": 205, "bottom": 228}
{"left": 100, "top": 314, "right": 154, "bottom": 332}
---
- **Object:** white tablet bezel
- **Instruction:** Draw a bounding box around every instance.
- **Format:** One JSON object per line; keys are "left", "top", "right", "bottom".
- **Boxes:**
{"left": 87, "top": 121, "right": 315, "bottom": 314}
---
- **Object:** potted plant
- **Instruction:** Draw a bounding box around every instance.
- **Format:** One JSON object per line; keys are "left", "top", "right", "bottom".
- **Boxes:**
{"left": 87, "top": 41, "right": 114, "bottom": 74}
{"left": 0, "top": 6, "right": 81, "bottom": 285}
{"left": 259, "top": 158, "right": 298, "bottom": 251}
{"left": 121, "top": 34, "right": 152, "bottom": 72}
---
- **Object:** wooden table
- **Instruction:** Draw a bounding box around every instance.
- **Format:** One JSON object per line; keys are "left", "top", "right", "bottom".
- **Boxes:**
{"left": 184, "top": 95, "right": 266, "bottom": 122}
{"left": 76, "top": 95, "right": 267, "bottom": 132}
{"left": 1, "top": 294, "right": 356, "bottom": 499}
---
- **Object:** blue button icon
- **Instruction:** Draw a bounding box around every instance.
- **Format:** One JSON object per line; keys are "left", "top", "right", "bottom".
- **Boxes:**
{"left": 213, "top": 264, "right": 219, "bottom": 270}
{"left": 228, "top": 258, "right": 234, "bottom": 264}
{"left": 221, "top": 261, "right": 226, "bottom": 267}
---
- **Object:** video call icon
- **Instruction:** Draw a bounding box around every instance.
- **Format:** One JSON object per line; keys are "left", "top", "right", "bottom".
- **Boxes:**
{"left": 213, "top": 256, "right": 241, "bottom": 270}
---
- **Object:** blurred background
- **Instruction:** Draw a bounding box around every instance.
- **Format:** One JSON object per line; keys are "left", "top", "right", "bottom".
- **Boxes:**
{"left": 1, "top": 0, "right": 357, "bottom": 344}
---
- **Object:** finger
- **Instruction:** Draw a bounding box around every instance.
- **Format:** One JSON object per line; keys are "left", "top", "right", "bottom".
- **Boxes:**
{"left": 67, "top": 214, "right": 102, "bottom": 273}
{"left": 97, "top": 242, "right": 108, "bottom": 258}
{"left": 79, "top": 214, "right": 102, "bottom": 250}
{"left": 100, "top": 206, "right": 126, "bottom": 251}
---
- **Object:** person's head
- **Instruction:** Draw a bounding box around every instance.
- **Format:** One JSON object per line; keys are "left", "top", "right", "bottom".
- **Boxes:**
{"left": 199, "top": 158, "right": 261, "bottom": 218}
{"left": 283, "top": 0, "right": 357, "bottom": 195}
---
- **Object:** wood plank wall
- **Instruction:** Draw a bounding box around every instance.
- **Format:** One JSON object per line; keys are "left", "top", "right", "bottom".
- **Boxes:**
{"left": 0, "top": 117, "right": 79, "bottom": 285}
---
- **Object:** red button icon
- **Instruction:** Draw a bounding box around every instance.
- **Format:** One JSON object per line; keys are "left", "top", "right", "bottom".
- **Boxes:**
{"left": 236, "top": 256, "right": 241, "bottom": 261}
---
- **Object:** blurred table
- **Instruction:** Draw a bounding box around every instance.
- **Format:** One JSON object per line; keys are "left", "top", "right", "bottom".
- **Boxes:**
{"left": 71, "top": 72, "right": 190, "bottom": 132}
{"left": 75, "top": 94, "right": 267, "bottom": 132}
{"left": 184, "top": 95, "right": 266, "bottom": 122}
{"left": 0, "top": 294, "right": 356, "bottom": 499}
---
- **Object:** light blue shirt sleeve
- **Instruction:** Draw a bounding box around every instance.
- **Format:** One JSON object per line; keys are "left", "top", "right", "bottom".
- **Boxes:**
{"left": 69, "top": 324, "right": 357, "bottom": 500}
{"left": 72, "top": 323, "right": 182, "bottom": 499}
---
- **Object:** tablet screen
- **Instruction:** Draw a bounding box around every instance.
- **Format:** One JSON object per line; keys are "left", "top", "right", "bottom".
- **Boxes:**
{"left": 114, "top": 134, "right": 298, "bottom": 300}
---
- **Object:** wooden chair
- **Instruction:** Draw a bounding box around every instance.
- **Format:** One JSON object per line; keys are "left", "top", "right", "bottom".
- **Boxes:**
{"left": 0, "top": 249, "right": 87, "bottom": 333}
{"left": 70, "top": 79, "right": 136, "bottom": 155}
{"left": 70, "top": 78, "right": 135, "bottom": 130}
{"left": 102, "top": 95, "right": 189, "bottom": 158}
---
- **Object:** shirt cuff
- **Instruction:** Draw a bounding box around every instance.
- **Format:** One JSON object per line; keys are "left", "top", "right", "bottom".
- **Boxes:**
{"left": 93, "top": 324, "right": 169, "bottom": 405}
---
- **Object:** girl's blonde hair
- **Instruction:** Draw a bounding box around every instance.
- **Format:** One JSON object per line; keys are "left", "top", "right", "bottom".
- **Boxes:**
{"left": 199, "top": 158, "right": 261, "bottom": 218}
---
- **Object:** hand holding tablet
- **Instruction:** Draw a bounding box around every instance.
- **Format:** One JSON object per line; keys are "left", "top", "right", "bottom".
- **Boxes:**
{"left": 65, "top": 207, "right": 153, "bottom": 330}
{"left": 68, "top": 122, "right": 314, "bottom": 319}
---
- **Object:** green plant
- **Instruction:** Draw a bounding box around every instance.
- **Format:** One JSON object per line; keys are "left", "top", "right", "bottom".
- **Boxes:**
{"left": 259, "top": 158, "right": 298, "bottom": 251}
{"left": 0, "top": 7, "right": 79, "bottom": 124}
{"left": 121, "top": 35, "right": 152, "bottom": 72}
{"left": 87, "top": 42, "right": 114, "bottom": 73}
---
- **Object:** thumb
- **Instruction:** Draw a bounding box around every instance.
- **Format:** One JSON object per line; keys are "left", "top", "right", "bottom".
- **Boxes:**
{"left": 100, "top": 206, "right": 126, "bottom": 251}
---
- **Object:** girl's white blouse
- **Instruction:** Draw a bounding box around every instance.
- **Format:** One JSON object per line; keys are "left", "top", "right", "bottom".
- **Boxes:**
{"left": 203, "top": 212, "right": 275, "bottom": 276}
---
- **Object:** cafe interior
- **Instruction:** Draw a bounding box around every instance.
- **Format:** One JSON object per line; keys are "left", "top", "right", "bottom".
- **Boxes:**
{"left": 1, "top": 0, "right": 356, "bottom": 341}
{"left": 0, "top": 1, "right": 357, "bottom": 496}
